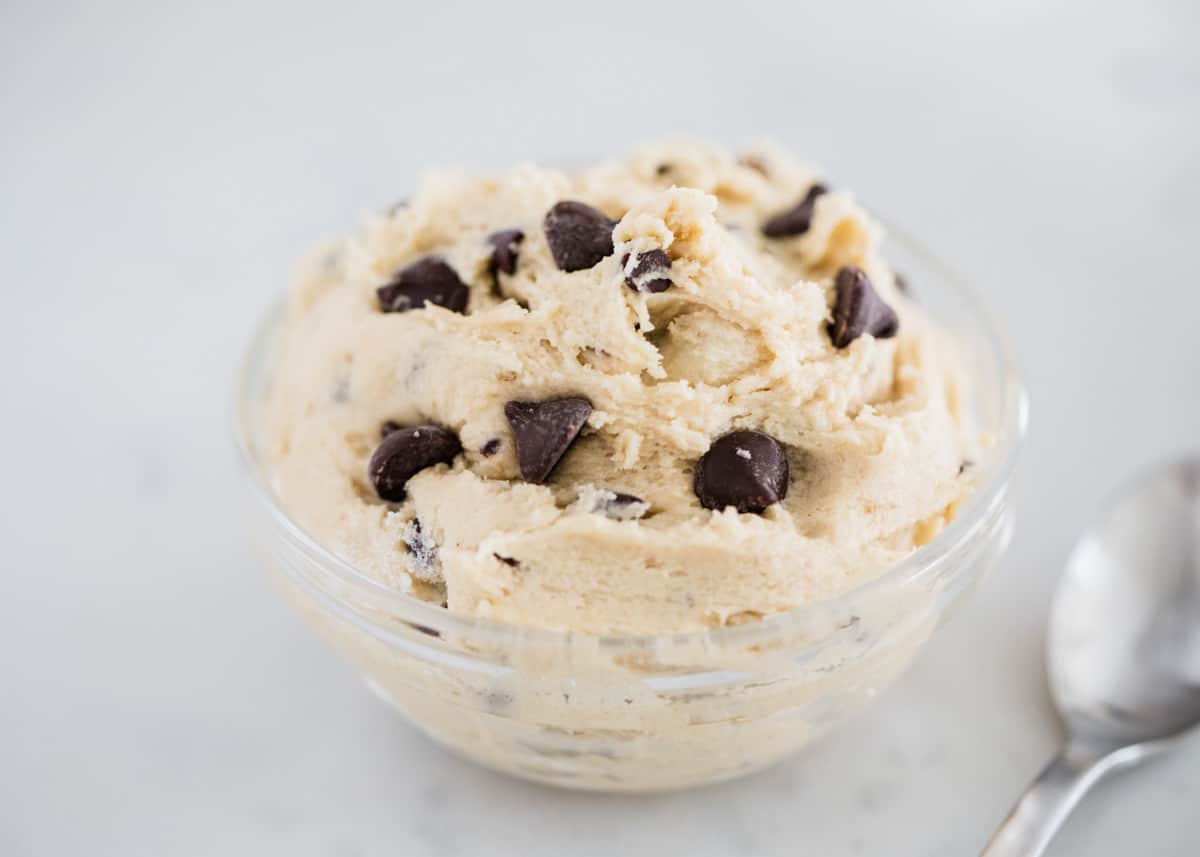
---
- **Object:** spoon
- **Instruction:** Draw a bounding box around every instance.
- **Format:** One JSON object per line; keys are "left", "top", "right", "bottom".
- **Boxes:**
{"left": 981, "top": 457, "right": 1200, "bottom": 857}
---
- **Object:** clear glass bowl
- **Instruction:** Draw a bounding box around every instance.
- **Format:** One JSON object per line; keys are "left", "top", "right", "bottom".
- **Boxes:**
{"left": 235, "top": 227, "right": 1027, "bottom": 792}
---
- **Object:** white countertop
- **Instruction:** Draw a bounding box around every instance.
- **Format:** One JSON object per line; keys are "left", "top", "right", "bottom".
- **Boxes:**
{"left": 3, "top": 1, "right": 1198, "bottom": 854}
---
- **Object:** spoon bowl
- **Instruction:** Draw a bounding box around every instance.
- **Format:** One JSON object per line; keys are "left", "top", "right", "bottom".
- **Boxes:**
{"left": 983, "top": 456, "right": 1200, "bottom": 857}
{"left": 1050, "top": 458, "right": 1200, "bottom": 746}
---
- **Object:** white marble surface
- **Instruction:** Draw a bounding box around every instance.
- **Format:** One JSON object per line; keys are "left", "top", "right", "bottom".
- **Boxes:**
{"left": 3, "top": 1, "right": 1198, "bottom": 854}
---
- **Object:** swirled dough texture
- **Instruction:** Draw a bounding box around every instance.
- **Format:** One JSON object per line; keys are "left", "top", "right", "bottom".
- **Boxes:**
{"left": 264, "top": 141, "right": 974, "bottom": 634}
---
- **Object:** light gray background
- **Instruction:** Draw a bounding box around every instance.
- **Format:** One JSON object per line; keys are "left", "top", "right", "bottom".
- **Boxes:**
{"left": 3, "top": 1, "right": 1197, "bottom": 855}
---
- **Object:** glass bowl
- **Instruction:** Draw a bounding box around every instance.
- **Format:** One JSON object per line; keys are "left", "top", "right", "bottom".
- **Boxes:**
{"left": 234, "top": 226, "right": 1027, "bottom": 792}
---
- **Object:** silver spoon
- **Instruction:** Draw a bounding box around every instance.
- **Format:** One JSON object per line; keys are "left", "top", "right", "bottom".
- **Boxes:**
{"left": 981, "top": 457, "right": 1200, "bottom": 857}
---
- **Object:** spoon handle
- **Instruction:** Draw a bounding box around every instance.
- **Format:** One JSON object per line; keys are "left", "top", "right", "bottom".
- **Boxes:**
{"left": 979, "top": 738, "right": 1145, "bottom": 857}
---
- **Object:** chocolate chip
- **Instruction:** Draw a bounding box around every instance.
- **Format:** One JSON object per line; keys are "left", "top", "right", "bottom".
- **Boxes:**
{"left": 762, "top": 183, "right": 828, "bottom": 238}
{"left": 596, "top": 490, "right": 649, "bottom": 520}
{"left": 544, "top": 201, "right": 615, "bottom": 272}
{"left": 504, "top": 397, "right": 592, "bottom": 484}
{"left": 493, "top": 553, "right": 520, "bottom": 567}
{"left": 479, "top": 438, "right": 502, "bottom": 457}
{"left": 828, "top": 266, "right": 899, "bottom": 349}
{"left": 377, "top": 257, "right": 469, "bottom": 314}
{"left": 575, "top": 486, "right": 649, "bottom": 519}
{"left": 402, "top": 519, "right": 440, "bottom": 575}
{"left": 368, "top": 425, "right": 462, "bottom": 501}
{"left": 412, "top": 623, "right": 441, "bottom": 638}
{"left": 381, "top": 420, "right": 402, "bottom": 438}
{"left": 487, "top": 228, "right": 524, "bottom": 278}
{"left": 655, "top": 163, "right": 673, "bottom": 177}
{"left": 694, "top": 430, "right": 789, "bottom": 514}
{"left": 622, "top": 249, "right": 672, "bottom": 294}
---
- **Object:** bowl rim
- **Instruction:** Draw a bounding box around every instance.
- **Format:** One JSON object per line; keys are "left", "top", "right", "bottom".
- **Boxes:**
{"left": 234, "top": 224, "right": 1028, "bottom": 651}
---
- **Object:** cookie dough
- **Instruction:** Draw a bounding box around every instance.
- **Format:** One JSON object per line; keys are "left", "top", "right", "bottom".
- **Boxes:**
{"left": 264, "top": 141, "right": 974, "bottom": 635}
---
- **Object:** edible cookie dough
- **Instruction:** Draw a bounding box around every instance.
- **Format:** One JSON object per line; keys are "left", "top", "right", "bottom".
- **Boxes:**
{"left": 264, "top": 141, "right": 974, "bottom": 635}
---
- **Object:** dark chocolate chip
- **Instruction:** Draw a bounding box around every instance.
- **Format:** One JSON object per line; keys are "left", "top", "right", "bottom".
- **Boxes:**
{"left": 401, "top": 518, "right": 440, "bottom": 573}
{"left": 381, "top": 420, "right": 402, "bottom": 438}
{"left": 493, "top": 553, "right": 520, "bottom": 567}
{"left": 479, "top": 438, "right": 502, "bottom": 457}
{"left": 622, "top": 249, "right": 672, "bottom": 294}
{"left": 544, "top": 201, "right": 615, "bottom": 272}
{"left": 504, "top": 397, "right": 592, "bottom": 484}
{"left": 377, "top": 257, "right": 469, "bottom": 314}
{"left": 762, "top": 183, "right": 828, "bottom": 238}
{"left": 594, "top": 491, "right": 648, "bottom": 520}
{"left": 412, "top": 623, "right": 441, "bottom": 638}
{"left": 694, "top": 430, "right": 789, "bottom": 514}
{"left": 655, "top": 163, "right": 673, "bottom": 177}
{"left": 828, "top": 266, "right": 899, "bottom": 349}
{"left": 368, "top": 425, "right": 462, "bottom": 501}
{"left": 487, "top": 228, "right": 525, "bottom": 278}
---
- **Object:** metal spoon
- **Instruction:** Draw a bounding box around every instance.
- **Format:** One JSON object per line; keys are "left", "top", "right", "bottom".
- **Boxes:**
{"left": 981, "top": 457, "right": 1200, "bottom": 857}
